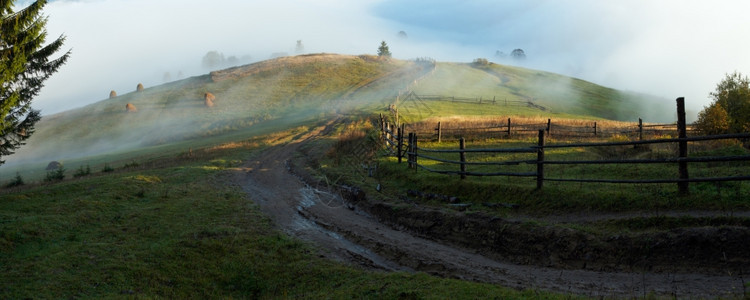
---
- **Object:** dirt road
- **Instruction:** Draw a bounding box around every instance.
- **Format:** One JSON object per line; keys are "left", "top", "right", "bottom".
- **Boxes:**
{"left": 233, "top": 122, "right": 746, "bottom": 298}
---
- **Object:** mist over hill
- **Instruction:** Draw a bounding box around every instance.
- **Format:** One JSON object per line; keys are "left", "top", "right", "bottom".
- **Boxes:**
{"left": 7, "top": 54, "right": 669, "bottom": 167}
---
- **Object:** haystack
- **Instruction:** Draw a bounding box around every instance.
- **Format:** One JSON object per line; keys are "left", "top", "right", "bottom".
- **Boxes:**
{"left": 109, "top": 90, "right": 117, "bottom": 98}
{"left": 45, "top": 161, "right": 62, "bottom": 170}
{"left": 136, "top": 83, "right": 144, "bottom": 92}
{"left": 204, "top": 92, "right": 215, "bottom": 107}
{"left": 126, "top": 103, "right": 137, "bottom": 112}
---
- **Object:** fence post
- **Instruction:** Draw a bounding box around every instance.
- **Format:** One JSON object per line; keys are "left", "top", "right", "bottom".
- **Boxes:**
{"left": 537, "top": 130, "right": 545, "bottom": 190}
{"left": 397, "top": 126, "right": 403, "bottom": 163}
{"left": 437, "top": 122, "right": 442, "bottom": 143}
{"left": 546, "top": 119, "right": 552, "bottom": 137}
{"left": 395, "top": 108, "right": 399, "bottom": 127}
{"left": 638, "top": 118, "right": 643, "bottom": 141}
{"left": 381, "top": 117, "right": 386, "bottom": 140}
{"left": 593, "top": 122, "right": 598, "bottom": 136}
{"left": 408, "top": 133, "right": 414, "bottom": 169}
{"left": 676, "top": 97, "right": 689, "bottom": 195}
{"left": 460, "top": 137, "right": 466, "bottom": 180}
{"left": 507, "top": 118, "right": 511, "bottom": 136}
{"left": 413, "top": 134, "right": 418, "bottom": 172}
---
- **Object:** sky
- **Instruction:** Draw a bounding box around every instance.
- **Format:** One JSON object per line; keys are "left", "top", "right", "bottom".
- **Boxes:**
{"left": 18, "top": 0, "right": 750, "bottom": 119}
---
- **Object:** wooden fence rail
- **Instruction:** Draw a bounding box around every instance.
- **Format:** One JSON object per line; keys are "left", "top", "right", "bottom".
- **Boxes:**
{"left": 408, "top": 118, "right": 697, "bottom": 142}
{"left": 380, "top": 98, "right": 750, "bottom": 194}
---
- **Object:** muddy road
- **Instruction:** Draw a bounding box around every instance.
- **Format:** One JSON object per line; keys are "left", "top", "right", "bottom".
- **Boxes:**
{"left": 232, "top": 123, "right": 747, "bottom": 298}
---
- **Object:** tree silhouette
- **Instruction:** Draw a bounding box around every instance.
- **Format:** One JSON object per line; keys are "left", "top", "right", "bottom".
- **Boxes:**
{"left": 202, "top": 51, "right": 225, "bottom": 70}
{"left": 295, "top": 40, "right": 305, "bottom": 54}
{"left": 377, "top": 41, "right": 392, "bottom": 58}
{"left": 510, "top": 49, "right": 526, "bottom": 60}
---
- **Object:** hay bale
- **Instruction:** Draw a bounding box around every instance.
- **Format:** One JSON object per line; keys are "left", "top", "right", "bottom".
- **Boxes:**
{"left": 109, "top": 90, "right": 117, "bottom": 98}
{"left": 136, "top": 83, "right": 144, "bottom": 92}
{"left": 45, "top": 161, "right": 62, "bottom": 170}
{"left": 126, "top": 103, "right": 137, "bottom": 112}
{"left": 204, "top": 92, "right": 215, "bottom": 107}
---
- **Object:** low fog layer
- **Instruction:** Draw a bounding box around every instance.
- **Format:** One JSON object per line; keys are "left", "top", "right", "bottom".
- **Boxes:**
{"left": 23, "top": 0, "right": 750, "bottom": 119}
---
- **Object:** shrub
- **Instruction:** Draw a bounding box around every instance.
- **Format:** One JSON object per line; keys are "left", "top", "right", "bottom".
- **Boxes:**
{"left": 123, "top": 161, "right": 140, "bottom": 169}
{"left": 694, "top": 102, "right": 730, "bottom": 135}
{"left": 472, "top": 58, "right": 490, "bottom": 67}
{"left": 73, "top": 165, "right": 91, "bottom": 178}
{"left": 45, "top": 167, "right": 65, "bottom": 182}
{"left": 102, "top": 163, "right": 114, "bottom": 173}
{"left": 5, "top": 172, "right": 24, "bottom": 188}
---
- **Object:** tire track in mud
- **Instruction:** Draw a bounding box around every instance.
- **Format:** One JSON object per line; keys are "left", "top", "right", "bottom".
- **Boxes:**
{"left": 232, "top": 121, "right": 746, "bottom": 298}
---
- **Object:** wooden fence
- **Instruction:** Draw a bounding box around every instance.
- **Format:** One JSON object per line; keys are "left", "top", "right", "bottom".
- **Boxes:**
{"left": 399, "top": 118, "right": 697, "bottom": 142}
{"left": 380, "top": 98, "right": 750, "bottom": 194}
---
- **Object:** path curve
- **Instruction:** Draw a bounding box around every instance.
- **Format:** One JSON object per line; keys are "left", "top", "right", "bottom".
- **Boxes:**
{"left": 233, "top": 121, "right": 746, "bottom": 298}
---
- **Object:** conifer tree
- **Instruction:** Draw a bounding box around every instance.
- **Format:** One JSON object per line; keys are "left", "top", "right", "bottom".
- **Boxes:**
{"left": 1, "top": 0, "right": 69, "bottom": 165}
{"left": 377, "top": 41, "right": 391, "bottom": 58}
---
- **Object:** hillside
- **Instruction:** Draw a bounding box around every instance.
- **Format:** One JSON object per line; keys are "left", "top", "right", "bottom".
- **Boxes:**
{"left": 4, "top": 54, "right": 668, "bottom": 171}
{"left": 410, "top": 62, "right": 670, "bottom": 121}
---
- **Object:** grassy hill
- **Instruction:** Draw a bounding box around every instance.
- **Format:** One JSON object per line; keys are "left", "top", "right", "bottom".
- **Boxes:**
{"left": 3, "top": 53, "right": 668, "bottom": 180}
{"left": 410, "top": 62, "right": 670, "bottom": 121}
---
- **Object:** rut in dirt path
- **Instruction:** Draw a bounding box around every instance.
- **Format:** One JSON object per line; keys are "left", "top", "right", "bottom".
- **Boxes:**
{"left": 232, "top": 122, "right": 747, "bottom": 298}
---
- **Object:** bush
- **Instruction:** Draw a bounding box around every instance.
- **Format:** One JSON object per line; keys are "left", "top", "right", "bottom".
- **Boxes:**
{"left": 699, "top": 72, "right": 750, "bottom": 134}
{"left": 472, "top": 58, "right": 490, "bottom": 67}
{"left": 694, "top": 102, "right": 730, "bottom": 135}
{"left": 122, "top": 161, "right": 139, "bottom": 169}
{"left": 45, "top": 167, "right": 65, "bottom": 182}
{"left": 73, "top": 165, "right": 91, "bottom": 178}
{"left": 5, "top": 172, "right": 24, "bottom": 188}
{"left": 102, "top": 163, "right": 114, "bottom": 173}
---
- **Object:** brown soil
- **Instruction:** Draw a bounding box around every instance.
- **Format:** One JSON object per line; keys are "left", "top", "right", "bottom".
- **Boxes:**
{"left": 232, "top": 120, "right": 749, "bottom": 298}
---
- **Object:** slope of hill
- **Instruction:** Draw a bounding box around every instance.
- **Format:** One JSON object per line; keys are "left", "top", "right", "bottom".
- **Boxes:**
{"left": 410, "top": 62, "right": 671, "bottom": 121}
{"left": 4, "top": 54, "right": 668, "bottom": 172}
{"left": 8, "top": 54, "right": 429, "bottom": 165}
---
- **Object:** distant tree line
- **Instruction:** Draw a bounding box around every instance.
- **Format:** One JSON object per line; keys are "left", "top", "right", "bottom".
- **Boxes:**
{"left": 495, "top": 48, "right": 526, "bottom": 61}
{"left": 202, "top": 51, "right": 254, "bottom": 71}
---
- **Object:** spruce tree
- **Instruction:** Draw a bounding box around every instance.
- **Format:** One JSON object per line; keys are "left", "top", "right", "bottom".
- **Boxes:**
{"left": 377, "top": 41, "right": 391, "bottom": 58}
{"left": 0, "top": 0, "right": 69, "bottom": 165}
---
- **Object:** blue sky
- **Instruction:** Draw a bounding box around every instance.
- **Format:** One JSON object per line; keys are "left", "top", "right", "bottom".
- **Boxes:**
{"left": 19, "top": 0, "right": 750, "bottom": 118}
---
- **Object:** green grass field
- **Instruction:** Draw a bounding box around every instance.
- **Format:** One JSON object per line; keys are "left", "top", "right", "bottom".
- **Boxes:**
{"left": 1, "top": 127, "right": 575, "bottom": 299}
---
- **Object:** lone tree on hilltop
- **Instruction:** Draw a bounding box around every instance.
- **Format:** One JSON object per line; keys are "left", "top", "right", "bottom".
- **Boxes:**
{"left": 511, "top": 48, "right": 526, "bottom": 60}
{"left": 202, "top": 50, "right": 225, "bottom": 70}
{"left": 295, "top": 40, "right": 304, "bottom": 54}
{"left": 377, "top": 41, "right": 391, "bottom": 59}
{"left": 695, "top": 72, "right": 750, "bottom": 135}
{"left": 1, "top": 0, "right": 70, "bottom": 165}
